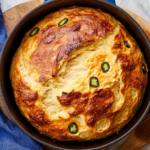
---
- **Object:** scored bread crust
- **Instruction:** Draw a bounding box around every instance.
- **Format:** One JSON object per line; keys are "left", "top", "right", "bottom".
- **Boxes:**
{"left": 10, "top": 7, "right": 148, "bottom": 141}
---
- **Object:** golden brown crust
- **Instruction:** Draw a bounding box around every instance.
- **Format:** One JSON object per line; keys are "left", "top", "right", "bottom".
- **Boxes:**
{"left": 10, "top": 7, "right": 148, "bottom": 141}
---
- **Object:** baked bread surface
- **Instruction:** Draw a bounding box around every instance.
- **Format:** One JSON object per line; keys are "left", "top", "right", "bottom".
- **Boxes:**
{"left": 10, "top": 7, "right": 148, "bottom": 141}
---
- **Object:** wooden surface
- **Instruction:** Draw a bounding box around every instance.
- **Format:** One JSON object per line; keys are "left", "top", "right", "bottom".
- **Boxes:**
{"left": 3, "top": 0, "right": 44, "bottom": 36}
{"left": 118, "top": 114, "right": 150, "bottom": 150}
{"left": 1, "top": 1, "right": 150, "bottom": 150}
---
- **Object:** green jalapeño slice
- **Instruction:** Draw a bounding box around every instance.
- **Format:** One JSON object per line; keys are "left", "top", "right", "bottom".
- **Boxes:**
{"left": 69, "top": 122, "right": 78, "bottom": 134}
{"left": 101, "top": 62, "right": 110, "bottom": 73}
{"left": 58, "top": 18, "right": 68, "bottom": 27}
{"left": 142, "top": 64, "right": 147, "bottom": 74}
{"left": 124, "top": 41, "right": 130, "bottom": 48}
{"left": 29, "top": 27, "right": 40, "bottom": 37}
{"left": 90, "top": 76, "right": 99, "bottom": 87}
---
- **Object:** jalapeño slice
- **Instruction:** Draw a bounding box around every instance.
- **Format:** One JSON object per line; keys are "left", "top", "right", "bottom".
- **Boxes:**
{"left": 90, "top": 76, "right": 99, "bottom": 87}
{"left": 29, "top": 27, "right": 39, "bottom": 37}
{"left": 58, "top": 18, "right": 68, "bottom": 27}
{"left": 68, "top": 122, "right": 78, "bottom": 134}
{"left": 124, "top": 41, "right": 130, "bottom": 48}
{"left": 101, "top": 62, "right": 110, "bottom": 73}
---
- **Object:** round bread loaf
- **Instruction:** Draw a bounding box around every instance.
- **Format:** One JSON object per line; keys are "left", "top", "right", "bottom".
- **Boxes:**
{"left": 10, "top": 7, "right": 148, "bottom": 141}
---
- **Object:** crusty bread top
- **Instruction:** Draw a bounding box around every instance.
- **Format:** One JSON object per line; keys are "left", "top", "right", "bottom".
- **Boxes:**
{"left": 10, "top": 7, "right": 148, "bottom": 141}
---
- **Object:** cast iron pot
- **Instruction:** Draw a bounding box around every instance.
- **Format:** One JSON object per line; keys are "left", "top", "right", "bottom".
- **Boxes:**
{"left": 1, "top": 0, "right": 150, "bottom": 149}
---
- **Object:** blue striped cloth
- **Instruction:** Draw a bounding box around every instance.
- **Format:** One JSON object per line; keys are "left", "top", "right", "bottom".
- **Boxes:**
{"left": 0, "top": 0, "right": 115, "bottom": 150}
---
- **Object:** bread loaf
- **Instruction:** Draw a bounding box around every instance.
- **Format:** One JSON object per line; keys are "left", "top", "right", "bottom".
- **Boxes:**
{"left": 10, "top": 7, "right": 148, "bottom": 141}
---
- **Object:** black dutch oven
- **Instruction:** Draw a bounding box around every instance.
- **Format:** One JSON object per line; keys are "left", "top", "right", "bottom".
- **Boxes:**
{"left": 0, "top": 0, "right": 150, "bottom": 149}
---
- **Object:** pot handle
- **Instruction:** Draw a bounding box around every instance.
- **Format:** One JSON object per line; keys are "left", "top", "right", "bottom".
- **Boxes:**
{"left": 43, "top": 0, "right": 116, "bottom": 5}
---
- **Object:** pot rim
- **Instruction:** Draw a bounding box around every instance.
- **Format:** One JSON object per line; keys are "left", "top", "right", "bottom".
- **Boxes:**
{"left": 0, "top": 0, "right": 150, "bottom": 149}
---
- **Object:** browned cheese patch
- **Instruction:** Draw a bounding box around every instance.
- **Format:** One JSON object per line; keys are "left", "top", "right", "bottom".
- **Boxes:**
{"left": 29, "top": 9, "right": 114, "bottom": 81}
{"left": 15, "top": 80, "right": 50, "bottom": 126}
{"left": 29, "top": 107, "right": 50, "bottom": 126}
{"left": 113, "top": 30, "right": 124, "bottom": 49}
{"left": 15, "top": 79, "right": 38, "bottom": 107}
{"left": 118, "top": 53, "right": 144, "bottom": 93}
{"left": 57, "top": 88, "right": 114, "bottom": 127}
